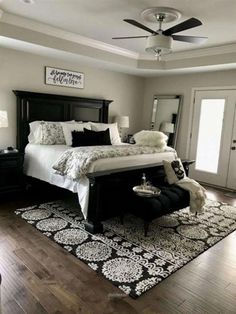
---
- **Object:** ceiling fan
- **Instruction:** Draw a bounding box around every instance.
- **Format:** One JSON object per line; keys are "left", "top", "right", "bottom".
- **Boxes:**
{"left": 112, "top": 7, "right": 207, "bottom": 60}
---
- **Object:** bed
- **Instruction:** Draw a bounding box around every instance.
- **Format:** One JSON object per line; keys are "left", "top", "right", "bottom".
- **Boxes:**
{"left": 14, "top": 90, "right": 179, "bottom": 233}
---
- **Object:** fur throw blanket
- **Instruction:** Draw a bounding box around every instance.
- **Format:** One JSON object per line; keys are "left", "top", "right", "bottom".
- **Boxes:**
{"left": 175, "top": 177, "right": 207, "bottom": 214}
{"left": 133, "top": 130, "right": 168, "bottom": 148}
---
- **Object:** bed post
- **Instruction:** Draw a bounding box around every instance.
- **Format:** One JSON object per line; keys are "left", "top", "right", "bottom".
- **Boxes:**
{"left": 84, "top": 176, "right": 103, "bottom": 234}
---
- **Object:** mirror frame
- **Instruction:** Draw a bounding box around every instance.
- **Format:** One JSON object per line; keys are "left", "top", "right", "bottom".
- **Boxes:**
{"left": 150, "top": 95, "right": 183, "bottom": 149}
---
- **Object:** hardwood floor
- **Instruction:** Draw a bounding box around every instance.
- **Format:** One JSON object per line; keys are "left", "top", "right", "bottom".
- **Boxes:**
{"left": 0, "top": 187, "right": 236, "bottom": 314}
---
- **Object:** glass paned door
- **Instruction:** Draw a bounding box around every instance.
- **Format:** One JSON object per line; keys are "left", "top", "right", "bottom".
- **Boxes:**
{"left": 195, "top": 99, "right": 225, "bottom": 173}
{"left": 189, "top": 90, "right": 236, "bottom": 187}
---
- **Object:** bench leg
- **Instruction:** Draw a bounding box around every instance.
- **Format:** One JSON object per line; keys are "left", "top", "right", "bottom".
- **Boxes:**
{"left": 144, "top": 221, "right": 149, "bottom": 237}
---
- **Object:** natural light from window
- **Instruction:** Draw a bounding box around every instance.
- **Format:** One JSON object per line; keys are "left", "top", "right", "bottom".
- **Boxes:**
{"left": 195, "top": 99, "right": 225, "bottom": 173}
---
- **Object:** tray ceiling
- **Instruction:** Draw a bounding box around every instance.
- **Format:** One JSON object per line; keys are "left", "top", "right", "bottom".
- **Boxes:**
{"left": 1, "top": 0, "right": 236, "bottom": 76}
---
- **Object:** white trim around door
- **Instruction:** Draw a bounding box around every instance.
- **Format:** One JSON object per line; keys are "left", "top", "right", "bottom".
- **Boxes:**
{"left": 189, "top": 89, "right": 236, "bottom": 190}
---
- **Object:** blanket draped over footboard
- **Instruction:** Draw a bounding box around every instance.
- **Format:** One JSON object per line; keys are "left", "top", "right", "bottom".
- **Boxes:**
{"left": 52, "top": 145, "right": 170, "bottom": 180}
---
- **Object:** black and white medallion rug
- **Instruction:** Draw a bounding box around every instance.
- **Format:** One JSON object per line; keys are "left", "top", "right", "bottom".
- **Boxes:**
{"left": 15, "top": 199, "right": 236, "bottom": 298}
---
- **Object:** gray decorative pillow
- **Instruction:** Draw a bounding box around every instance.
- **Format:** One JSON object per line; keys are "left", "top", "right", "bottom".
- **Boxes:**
{"left": 163, "top": 158, "right": 186, "bottom": 184}
{"left": 40, "top": 121, "right": 66, "bottom": 145}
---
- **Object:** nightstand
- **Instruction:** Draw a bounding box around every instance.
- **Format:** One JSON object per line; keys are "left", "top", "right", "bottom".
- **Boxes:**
{"left": 0, "top": 151, "right": 24, "bottom": 197}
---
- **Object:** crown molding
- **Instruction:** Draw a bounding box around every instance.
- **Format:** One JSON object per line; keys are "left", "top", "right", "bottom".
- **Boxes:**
{"left": 139, "top": 43, "right": 236, "bottom": 62}
{"left": 1, "top": 10, "right": 138, "bottom": 59}
{"left": 0, "top": 21, "right": 138, "bottom": 68}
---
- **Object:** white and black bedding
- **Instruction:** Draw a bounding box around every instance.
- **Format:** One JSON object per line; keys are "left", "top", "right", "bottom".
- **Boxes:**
{"left": 15, "top": 90, "right": 181, "bottom": 233}
{"left": 24, "top": 143, "right": 177, "bottom": 219}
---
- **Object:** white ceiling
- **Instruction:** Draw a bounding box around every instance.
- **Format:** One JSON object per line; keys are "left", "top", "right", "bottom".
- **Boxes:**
{"left": 1, "top": 0, "right": 236, "bottom": 76}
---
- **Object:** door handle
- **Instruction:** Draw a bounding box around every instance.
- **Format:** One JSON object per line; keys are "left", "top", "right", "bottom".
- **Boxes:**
{"left": 231, "top": 146, "right": 236, "bottom": 150}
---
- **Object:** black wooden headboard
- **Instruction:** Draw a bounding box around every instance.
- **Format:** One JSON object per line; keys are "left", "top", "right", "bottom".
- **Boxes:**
{"left": 14, "top": 90, "right": 113, "bottom": 152}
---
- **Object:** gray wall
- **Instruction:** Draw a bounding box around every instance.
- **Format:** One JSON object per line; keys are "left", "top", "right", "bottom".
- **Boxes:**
{"left": 0, "top": 47, "right": 144, "bottom": 148}
{"left": 2, "top": 45, "right": 236, "bottom": 159}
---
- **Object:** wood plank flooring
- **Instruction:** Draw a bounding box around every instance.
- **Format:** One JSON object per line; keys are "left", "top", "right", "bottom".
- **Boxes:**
{"left": 0, "top": 187, "right": 236, "bottom": 314}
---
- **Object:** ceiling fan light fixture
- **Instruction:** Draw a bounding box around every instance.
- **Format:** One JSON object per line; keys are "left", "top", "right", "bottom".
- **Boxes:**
{"left": 145, "top": 35, "right": 172, "bottom": 57}
{"left": 114, "top": 8, "right": 206, "bottom": 60}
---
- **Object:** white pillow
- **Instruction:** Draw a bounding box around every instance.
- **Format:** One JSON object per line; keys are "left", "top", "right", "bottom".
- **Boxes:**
{"left": 163, "top": 158, "right": 186, "bottom": 184}
{"left": 133, "top": 130, "right": 167, "bottom": 148}
{"left": 61, "top": 122, "right": 91, "bottom": 146}
{"left": 28, "top": 121, "right": 42, "bottom": 144}
{"left": 90, "top": 122, "right": 121, "bottom": 145}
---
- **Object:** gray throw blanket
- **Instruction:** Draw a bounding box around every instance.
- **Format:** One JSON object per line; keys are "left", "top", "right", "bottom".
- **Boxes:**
{"left": 52, "top": 145, "right": 169, "bottom": 180}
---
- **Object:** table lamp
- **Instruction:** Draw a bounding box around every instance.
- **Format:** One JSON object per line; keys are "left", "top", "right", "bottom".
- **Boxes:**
{"left": 0, "top": 110, "right": 9, "bottom": 152}
{"left": 115, "top": 115, "right": 129, "bottom": 141}
{"left": 160, "top": 122, "right": 174, "bottom": 134}
{"left": 0, "top": 110, "right": 8, "bottom": 128}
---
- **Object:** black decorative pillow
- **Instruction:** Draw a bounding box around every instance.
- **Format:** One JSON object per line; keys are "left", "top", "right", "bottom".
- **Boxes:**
{"left": 71, "top": 131, "right": 88, "bottom": 147}
{"left": 83, "top": 128, "right": 111, "bottom": 146}
{"left": 163, "top": 158, "right": 186, "bottom": 184}
{"left": 71, "top": 128, "right": 111, "bottom": 147}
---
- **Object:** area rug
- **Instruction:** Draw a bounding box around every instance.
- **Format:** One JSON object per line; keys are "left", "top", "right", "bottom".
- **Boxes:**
{"left": 15, "top": 199, "right": 236, "bottom": 298}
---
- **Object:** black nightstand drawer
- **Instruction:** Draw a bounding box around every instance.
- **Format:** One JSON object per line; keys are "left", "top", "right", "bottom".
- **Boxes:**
{"left": 0, "top": 158, "right": 18, "bottom": 168}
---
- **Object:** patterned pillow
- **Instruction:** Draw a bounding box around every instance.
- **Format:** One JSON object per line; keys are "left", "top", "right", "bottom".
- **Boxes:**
{"left": 163, "top": 158, "right": 186, "bottom": 184}
{"left": 28, "top": 120, "right": 75, "bottom": 144}
{"left": 40, "top": 121, "right": 66, "bottom": 145}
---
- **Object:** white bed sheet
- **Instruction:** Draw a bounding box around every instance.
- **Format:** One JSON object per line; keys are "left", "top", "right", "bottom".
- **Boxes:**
{"left": 24, "top": 144, "right": 177, "bottom": 218}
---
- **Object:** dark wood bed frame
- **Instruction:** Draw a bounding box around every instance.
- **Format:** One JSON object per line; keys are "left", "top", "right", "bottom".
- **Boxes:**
{"left": 14, "top": 90, "right": 192, "bottom": 234}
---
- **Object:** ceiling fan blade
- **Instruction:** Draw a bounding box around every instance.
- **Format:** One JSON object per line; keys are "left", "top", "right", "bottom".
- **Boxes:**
{"left": 163, "top": 18, "right": 202, "bottom": 36}
{"left": 124, "top": 19, "right": 157, "bottom": 34}
{"left": 112, "top": 35, "right": 148, "bottom": 39}
{"left": 172, "top": 35, "right": 207, "bottom": 44}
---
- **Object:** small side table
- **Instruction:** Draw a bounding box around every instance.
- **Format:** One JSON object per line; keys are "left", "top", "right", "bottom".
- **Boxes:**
{"left": 181, "top": 159, "right": 195, "bottom": 176}
{"left": 0, "top": 150, "right": 24, "bottom": 197}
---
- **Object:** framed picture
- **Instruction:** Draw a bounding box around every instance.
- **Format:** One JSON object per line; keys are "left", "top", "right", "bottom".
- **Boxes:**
{"left": 45, "top": 66, "right": 84, "bottom": 89}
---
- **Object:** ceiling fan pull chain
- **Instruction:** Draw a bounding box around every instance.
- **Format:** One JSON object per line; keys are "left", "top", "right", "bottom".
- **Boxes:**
{"left": 154, "top": 49, "right": 162, "bottom": 61}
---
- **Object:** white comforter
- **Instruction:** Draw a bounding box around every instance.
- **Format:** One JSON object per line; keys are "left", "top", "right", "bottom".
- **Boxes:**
{"left": 24, "top": 144, "right": 177, "bottom": 219}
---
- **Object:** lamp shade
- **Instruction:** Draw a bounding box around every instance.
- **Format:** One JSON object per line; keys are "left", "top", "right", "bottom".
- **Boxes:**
{"left": 0, "top": 110, "right": 8, "bottom": 128}
{"left": 115, "top": 116, "right": 129, "bottom": 128}
{"left": 145, "top": 34, "right": 172, "bottom": 55}
{"left": 160, "top": 122, "right": 174, "bottom": 133}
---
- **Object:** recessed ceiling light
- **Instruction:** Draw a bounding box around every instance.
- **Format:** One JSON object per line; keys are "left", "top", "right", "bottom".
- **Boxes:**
{"left": 21, "top": 0, "right": 35, "bottom": 4}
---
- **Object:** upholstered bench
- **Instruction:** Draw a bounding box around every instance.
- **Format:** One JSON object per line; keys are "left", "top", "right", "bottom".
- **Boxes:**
{"left": 129, "top": 185, "right": 190, "bottom": 236}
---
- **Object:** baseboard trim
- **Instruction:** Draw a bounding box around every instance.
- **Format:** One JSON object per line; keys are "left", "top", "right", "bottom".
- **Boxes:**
{"left": 201, "top": 182, "right": 236, "bottom": 193}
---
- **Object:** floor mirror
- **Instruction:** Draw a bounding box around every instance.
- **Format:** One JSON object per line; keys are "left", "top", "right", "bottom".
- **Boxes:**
{"left": 151, "top": 95, "right": 182, "bottom": 148}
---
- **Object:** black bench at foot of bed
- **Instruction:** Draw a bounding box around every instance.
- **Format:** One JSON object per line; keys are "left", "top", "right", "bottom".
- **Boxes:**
{"left": 85, "top": 160, "right": 194, "bottom": 234}
{"left": 126, "top": 185, "right": 190, "bottom": 236}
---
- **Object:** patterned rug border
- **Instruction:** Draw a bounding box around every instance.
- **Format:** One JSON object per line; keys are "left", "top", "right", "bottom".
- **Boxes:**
{"left": 15, "top": 199, "right": 236, "bottom": 298}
